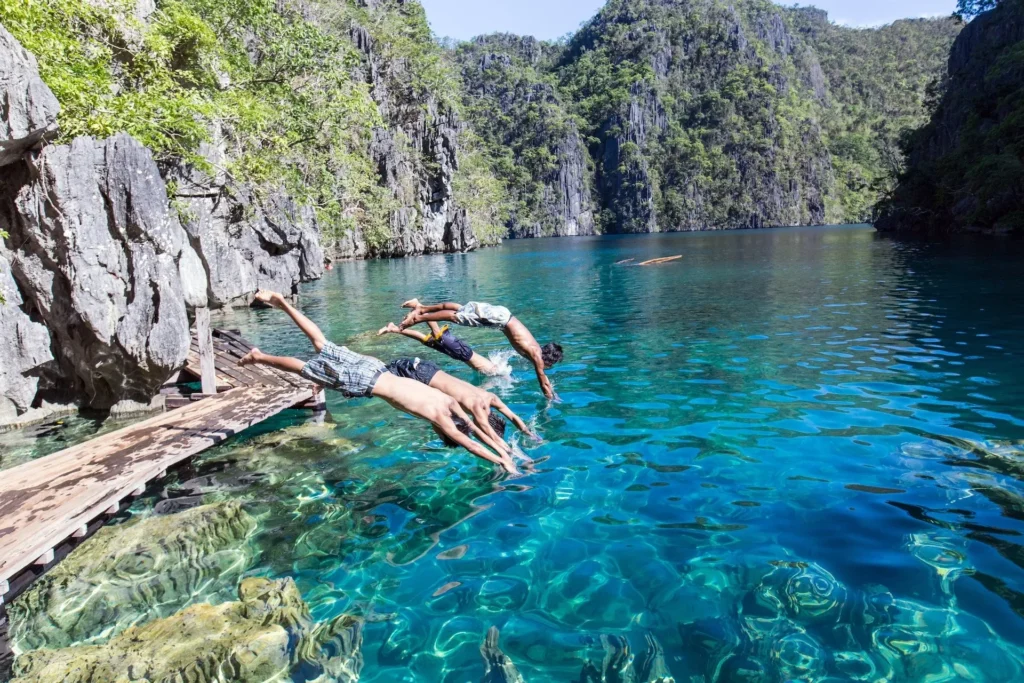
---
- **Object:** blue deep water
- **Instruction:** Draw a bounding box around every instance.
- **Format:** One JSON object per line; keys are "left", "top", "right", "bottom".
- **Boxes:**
{"left": 8, "top": 225, "right": 1024, "bottom": 681}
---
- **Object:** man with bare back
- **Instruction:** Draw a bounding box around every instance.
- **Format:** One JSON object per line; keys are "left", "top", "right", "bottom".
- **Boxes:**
{"left": 396, "top": 299, "right": 562, "bottom": 400}
{"left": 238, "top": 290, "right": 519, "bottom": 475}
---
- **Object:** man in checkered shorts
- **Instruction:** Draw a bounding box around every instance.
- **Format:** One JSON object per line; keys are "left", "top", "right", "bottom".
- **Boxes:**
{"left": 238, "top": 290, "right": 519, "bottom": 475}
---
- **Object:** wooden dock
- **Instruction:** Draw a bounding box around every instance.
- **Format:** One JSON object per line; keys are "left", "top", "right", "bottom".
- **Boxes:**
{"left": 0, "top": 323, "right": 320, "bottom": 607}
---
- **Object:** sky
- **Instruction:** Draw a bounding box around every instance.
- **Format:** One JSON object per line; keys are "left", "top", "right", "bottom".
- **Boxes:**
{"left": 418, "top": 0, "right": 958, "bottom": 42}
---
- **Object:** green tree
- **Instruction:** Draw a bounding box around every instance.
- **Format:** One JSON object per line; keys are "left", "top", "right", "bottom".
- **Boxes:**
{"left": 957, "top": 0, "right": 1000, "bottom": 19}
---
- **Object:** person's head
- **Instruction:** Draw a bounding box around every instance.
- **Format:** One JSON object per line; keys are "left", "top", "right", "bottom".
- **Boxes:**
{"left": 436, "top": 415, "right": 472, "bottom": 448}
{"left": 540, "top": 343, "right": 564, "bottom": 369}
{"left": 488, "top": 412, "right": 507, "bottom": 439}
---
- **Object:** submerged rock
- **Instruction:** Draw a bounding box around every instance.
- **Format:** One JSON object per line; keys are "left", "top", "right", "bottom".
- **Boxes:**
{"left": 0, "top": 22, "right": 59, "bottom": 167}
{"left": 480, "top": 626, "right": 526, "bottom": 683}
{"left": 9, "top": 502, "right": 257, "bottom": 650}
{"left": 11, "top": 576, "right": 363, "bottom": 683}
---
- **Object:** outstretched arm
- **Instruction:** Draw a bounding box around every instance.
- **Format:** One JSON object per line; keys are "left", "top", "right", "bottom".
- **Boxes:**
{"left": 438, "top": 418, "right": 518, "bottom": 475}
{"left": 531, "top": 354, "right": 555, "bottom": 400}
{"left": 452, "top": 404, "right": 509, "bottom": 458}
{"left": 256, "top": 290, "right": 326, "bottom": 352}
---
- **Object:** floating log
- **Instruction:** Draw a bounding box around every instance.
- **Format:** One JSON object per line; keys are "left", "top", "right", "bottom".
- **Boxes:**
{"left": 638, "top": 255, "right": 683, "bottom": 266}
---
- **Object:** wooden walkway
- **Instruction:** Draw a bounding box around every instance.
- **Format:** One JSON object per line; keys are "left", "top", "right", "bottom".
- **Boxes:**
{"left": 0, "top": 326, "right": 318, "bottom": 605}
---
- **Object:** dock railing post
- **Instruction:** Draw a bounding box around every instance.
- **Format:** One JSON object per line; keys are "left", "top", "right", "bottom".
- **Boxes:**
{"left": 196, "top": 307, "right": 217, "bottom": 395}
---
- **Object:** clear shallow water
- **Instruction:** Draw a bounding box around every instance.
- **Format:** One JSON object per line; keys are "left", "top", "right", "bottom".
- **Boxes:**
{"left": 7, "top": 225, "right": 1024, "bottom": 681}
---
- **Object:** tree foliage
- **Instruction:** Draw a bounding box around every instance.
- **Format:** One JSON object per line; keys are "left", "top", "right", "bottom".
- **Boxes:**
{"left": 957, "top": 0, "right": 1000, "bottom": 19}
{"left": 878, "top": 0, "right": 1024, "bottom": 234}
{"left": 448, "top": 0, "right": 960, "bottom": 232}
{"left": 0, "top": 0, "right": 509, "bottom": 248}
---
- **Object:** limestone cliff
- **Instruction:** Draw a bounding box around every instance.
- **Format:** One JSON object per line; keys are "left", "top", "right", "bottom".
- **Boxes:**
{"left": 454, "top": 35, "right": 595, "bottom": 238}
{"left": 876, "top": 1, "right": 1024, "bottom": 235}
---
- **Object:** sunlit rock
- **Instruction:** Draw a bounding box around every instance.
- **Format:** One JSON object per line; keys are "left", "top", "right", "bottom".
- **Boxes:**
{"left": 11, "top": 577, "right": 363, "bottom": 683}
{"left": 9, "top": 502, "right": 257, "bottom": 650}
{"left": 480, "top": 626, "right": 526, "bottom": 683}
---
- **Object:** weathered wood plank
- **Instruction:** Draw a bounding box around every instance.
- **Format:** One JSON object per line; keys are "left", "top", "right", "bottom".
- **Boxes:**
{"left": 0, "top": 385, "right": 312, "bottom": 587}
{"left": 196, "top": 308, "right": 217, "bottom": 395}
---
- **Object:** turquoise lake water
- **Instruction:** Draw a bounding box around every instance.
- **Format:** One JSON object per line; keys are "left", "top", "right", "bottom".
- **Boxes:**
{"left": 5, "top": 225, "right": 1024, "bottom": 681}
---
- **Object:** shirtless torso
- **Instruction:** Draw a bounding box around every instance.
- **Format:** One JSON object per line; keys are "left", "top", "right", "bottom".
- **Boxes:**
{"left": 503, "top": 317, "right": 555, "bottom": 399}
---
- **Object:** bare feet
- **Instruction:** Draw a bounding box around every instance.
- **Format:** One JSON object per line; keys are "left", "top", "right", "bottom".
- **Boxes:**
{"left": 377, "top": 322, "right": 401, "bottom": 336}
{"left": 401, "top": 298, "right": 421, "bottom": 309}
{"left": 254, "top": 290, "right": 283, "bottom": 308}
{"left": 238, "top": 348, "right": 262, "bottom": 366}
{"left": 398, "top": 307, "right": 421, "bottom": 330}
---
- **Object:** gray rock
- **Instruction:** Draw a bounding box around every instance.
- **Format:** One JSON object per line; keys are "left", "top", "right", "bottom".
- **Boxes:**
{"left": 0, "top": 23, "right": 59, "bottom": 167}
{"left": 457, "top": 36, "right": 596, "bottom": 239}
{"left": 108, "top": 395, "right": 165, "bottom": 417}
{"left": 1, "top": 134, "right": 192, "bottom": 409}
{"left": 328, "top": 16, "right": 483, "bottom": 259}
{"left": 0, "top": 248, "right": 52, "bottom": 419}
{"left": 167, "top": 124, "right": 323, "bottom": 305}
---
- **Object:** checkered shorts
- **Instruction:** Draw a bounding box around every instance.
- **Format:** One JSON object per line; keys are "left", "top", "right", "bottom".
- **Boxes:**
{"left": 301, "top": 342, "right": 385, "bottom": 398}
{"left": 455, "top": 302, "right": 512, "bottom": 329}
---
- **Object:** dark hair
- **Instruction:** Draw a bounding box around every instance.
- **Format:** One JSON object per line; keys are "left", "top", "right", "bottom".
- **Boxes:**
{"left": 488, "top": 412, "right": 507, "bottom": 439}
{"left": 540, "top": 343, "right": 564, "bottom": 368}
{"left": 438, "top": 415, "right": 472, "bottom": 448}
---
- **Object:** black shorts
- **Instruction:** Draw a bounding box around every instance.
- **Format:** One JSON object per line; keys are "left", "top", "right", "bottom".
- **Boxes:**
{"left": 425, "top": 330, "right": 474, "bottom": 363}
{"left": 386, "top": 357, "right": 441, "bottom": 386}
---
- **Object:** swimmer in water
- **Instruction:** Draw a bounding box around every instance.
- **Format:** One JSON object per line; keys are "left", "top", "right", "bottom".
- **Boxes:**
{"left": 396, "top": 299, "right": 563, "bottom": 400}
{"left": 377, "top": 321, "right": 502, "bottom": 375}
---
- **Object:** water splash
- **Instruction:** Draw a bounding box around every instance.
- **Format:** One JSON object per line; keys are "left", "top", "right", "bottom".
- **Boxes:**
{"left": 484, "top": 349, "right": 518, "bottom": 377}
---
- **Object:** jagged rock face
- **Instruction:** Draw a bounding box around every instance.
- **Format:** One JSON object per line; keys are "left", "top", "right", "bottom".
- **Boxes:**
{"left": 8, "top": 502, "right": 258, "bottom": 651}
{"left": 0, "top": 21, "right": 57, "bottom": 422}
{"left": 877, "top": 4, "right": 1024, "bottom": 234}
{"left": 0, "top": 248, "right": 52, "bottom": 420}
{"left": 0, "top": 134, "right": 196, "bottom": 409}
{"left": 597, "top": 81, "right": 665, "bottom": 234}
{"left": 455, "top": 35, "right": 596, "bottom": 239}
{"left": 331, "top": 20, "right": 477, "bottom": 259}
{"left": 580, "top": 1, "right": 834, "bottom": 233}
{"left": 0, "top": 23, "right": 59, "bottom": 167}
{"left": 180, "top": 185, "right": 324, "bottom": 306}
{"left": 11, "top": 576, "right": 363, "bottom": 683}
{"left": 168, "top": 128, "right": 324, "bottom": 306}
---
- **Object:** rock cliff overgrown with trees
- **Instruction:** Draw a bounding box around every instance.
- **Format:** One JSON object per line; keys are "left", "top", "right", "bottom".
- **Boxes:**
{"left": 877, "top": 0, "right": 1024, "bottom": 235}
{"left": 453, "top": 0, "right": 962, "bottom": 234}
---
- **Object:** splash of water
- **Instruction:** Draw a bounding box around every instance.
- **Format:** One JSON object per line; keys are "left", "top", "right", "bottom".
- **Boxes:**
{"left": 484, "top": 348, "right": 518, "bottom": 377}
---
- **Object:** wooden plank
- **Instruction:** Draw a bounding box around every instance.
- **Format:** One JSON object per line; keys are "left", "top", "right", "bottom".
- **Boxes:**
{"left": 0, "top": 385, "right": 312, "bottom": 586}
{"left": 196, "top": 308, "right": 217, "bottom": 395}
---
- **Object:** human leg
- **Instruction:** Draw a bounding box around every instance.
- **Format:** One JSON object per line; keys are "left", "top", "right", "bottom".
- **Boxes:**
{"left": 256, "top": 290, "right": 327, "bottom": 352}
{"left": 238, "top": 348, "right": 307, "bottom": 374}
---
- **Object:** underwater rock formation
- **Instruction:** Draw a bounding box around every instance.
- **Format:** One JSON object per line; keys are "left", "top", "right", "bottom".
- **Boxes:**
{"left": 9, "top": 502, "right": 257, "bottom": 651}
{"left": 480, "top": 626, "right": 526, "bottom": 683}
{"left": 681, "top": 558, "right": 1024, "bottom": 682}
{"left": 577, "top": 633, "right": 674, "bottom": 683}
{"left": 11, "top": 576, "right": 363, "bottom": 683}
